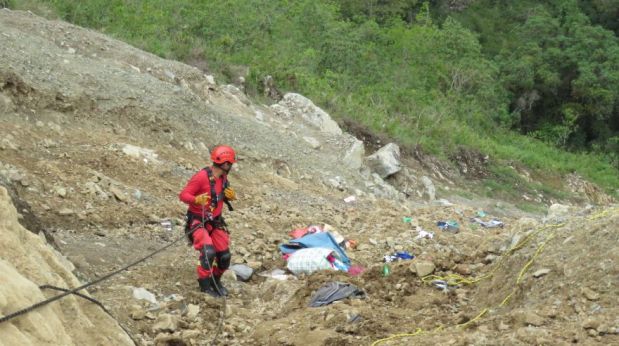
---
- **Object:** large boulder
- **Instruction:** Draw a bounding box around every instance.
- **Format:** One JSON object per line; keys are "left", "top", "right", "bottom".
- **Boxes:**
{"left": 365, "top": 143, "right": 402, "bottom": 178}
{"left": 276, "top": 93, "right": 343, "bottom": 135}
{"left": 342, "top": 138, "right": 365, "bottom": 171}
{"left": 0, "top": 187, "right": 133, "bottom": 345}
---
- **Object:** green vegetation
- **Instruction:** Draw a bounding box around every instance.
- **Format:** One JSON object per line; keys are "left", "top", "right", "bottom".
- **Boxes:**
{"left": 10, "top": 0, "right": 619, "bottom": 200}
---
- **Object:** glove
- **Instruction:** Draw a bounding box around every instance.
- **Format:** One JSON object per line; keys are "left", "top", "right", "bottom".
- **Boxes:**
{"left": 224, "top": 187, "right": 236, "bottom": 201}
{"left": 194, "top": 193, "right": 210, "bottom": 206}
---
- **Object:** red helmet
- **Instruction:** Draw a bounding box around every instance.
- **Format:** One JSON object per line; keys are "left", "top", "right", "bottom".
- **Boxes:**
{"left": 211, "top": 145, "right": 237, "bottom": 164}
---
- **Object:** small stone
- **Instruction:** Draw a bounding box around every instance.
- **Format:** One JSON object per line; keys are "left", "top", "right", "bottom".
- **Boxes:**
{"left": 152, "top": 313, "right": 178, "bottom": 333}
{"left": 58, "top": 208, "right": 74, "bottom": 216}
{"left": 533, "top": 268, "right": 551, "bottom": 278}
{"left": 186, "top": 304, "right": 200, "bottom": 320}
{"left": 109, "top": 186, "right": 129, "bottom": 202}
{"left": 582, "top": 317, "right": 601, "bottom": 330}
{"left": 130, "top": 309, "right": 146, "bottom": 320}
{"left": 483, "top": 254, "right": 497, "bottom": 264}
{"left": 454, "top": 264, "right": 471, "bottom": 275}
{"left": 523, "top": 312, "right": 544, "bottom": 326}
{"left": 582, "top": 287, "right": 600, "bottom": 301}
{"left": 498, "top": 321, "right": 510, "bottom": 331}
{"left": 414, "top": 261, "right": 435, "bottom": 277}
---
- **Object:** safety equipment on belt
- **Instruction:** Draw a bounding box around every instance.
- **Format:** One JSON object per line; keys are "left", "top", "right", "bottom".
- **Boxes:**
{"left": 224, "top": 187, "right": 236, "bottom": 201}
{"left": 211, "top": 145, "right": 237, "bottom": 164}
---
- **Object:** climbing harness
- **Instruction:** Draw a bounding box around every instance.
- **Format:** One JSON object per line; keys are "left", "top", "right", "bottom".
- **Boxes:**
{"left": 203, "top": 166, "right": 233, "bottom": 213}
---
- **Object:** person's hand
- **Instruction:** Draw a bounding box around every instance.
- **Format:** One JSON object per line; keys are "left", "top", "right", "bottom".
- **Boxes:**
{"left": 224, "top": 187, "right": 236, "bottom": 201}
{"left": 194, "top": 193, "right": 210, "bottom": 206}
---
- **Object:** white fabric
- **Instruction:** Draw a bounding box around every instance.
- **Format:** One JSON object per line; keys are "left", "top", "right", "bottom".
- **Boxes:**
{"left": 286, "top": 247, "right": 336, "bottom": 275}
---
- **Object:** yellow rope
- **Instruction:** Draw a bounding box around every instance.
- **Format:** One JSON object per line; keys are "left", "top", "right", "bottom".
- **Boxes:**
{"left": 499, "top": 290, "right": 515, "bottom": 307}
{"left": 457, "top": 308, "right": 488, "bottom": 329}
{"left": 516, "top": 233, "right": 555, "bottom": 284}
{"left": 370, "top": 207, "right": 617, "bottom": 344}
{"left": 370, "top": 328, "right": 424, "bottom": 346}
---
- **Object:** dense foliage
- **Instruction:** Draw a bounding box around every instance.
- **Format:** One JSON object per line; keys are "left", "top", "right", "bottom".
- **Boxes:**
{"left": 444, "top": 0, "right": 619, "bottom": 173}
{"left": 9, "top": 0, "right": 619, "bottom": 195}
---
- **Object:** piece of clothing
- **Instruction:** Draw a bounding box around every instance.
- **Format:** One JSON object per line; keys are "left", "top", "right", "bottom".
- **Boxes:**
{"left": 437, "top": 220, "right": 460, "bottom": 233}
{"left": 189, "top": 218, "right": 230, "bottom": 279}
{"left": 179, "top": 168, "right": 227, "bottom": 218}
{"left": 308, "top": 282, "right": 365, "bottom": 307}
{"left": 279, "top": 232, "right": 350, "bottom": 265}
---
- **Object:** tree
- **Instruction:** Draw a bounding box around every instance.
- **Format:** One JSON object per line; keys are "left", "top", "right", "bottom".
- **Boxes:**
{"left": 499, "top": 4, "right": 619, "bottom": 151}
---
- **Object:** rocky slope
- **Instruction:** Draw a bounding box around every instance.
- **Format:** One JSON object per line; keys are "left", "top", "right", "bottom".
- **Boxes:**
{"left": 1, "top": 9, "right": 617, "bottom": 346}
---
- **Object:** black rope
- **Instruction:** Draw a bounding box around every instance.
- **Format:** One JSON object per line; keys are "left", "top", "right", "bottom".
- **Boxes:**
{"left": 39, "top": 284, "right": 107, "bottom": 310}
{"left": 1, "top": 197, "right": 231, "bottom": 345}
{"left": 0, "top": 228, "right": 187, "bottom": 324}
{"left": 39, "top": 285, "right": 138, "bottom": 345}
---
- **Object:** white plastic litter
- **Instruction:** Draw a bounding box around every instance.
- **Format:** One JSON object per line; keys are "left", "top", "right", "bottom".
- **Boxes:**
{"left": 343, "top": 195, "right": 356, "bottom": 203}
{"left": 415, "top": 229, "right": 434, "bottom": 240}
{"left": 132, "top": 287, "right": 157, "bottom": 304}
{"left": 258, "top": 269, "right": 293, "bottom": 281}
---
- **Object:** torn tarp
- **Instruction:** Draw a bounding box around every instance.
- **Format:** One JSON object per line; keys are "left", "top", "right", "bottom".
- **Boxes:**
{"left": 279, "top": 232, "right": 350, "bottom": 265}
{"left": 308, "top": 281, "right": 365, "bottom": 307}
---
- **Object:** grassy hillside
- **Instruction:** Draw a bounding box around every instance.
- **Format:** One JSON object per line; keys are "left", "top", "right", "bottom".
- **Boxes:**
{"left": 7, "top": 0, "right": 618, "bottom": 202}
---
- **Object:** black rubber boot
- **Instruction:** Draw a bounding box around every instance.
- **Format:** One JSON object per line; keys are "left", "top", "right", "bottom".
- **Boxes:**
{"left": 198, "top": 278, "right": 220, "bottom": 297}
{"left": 213, "top": 275, "right": 228, "bottom": 296}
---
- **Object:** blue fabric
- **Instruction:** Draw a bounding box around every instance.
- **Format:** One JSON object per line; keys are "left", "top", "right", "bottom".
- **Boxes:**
{"left": 279, "top": 232, "right": 350, "bottom": 264}
{"left": 395, "top": 251, "right": 414, "bottom": 260}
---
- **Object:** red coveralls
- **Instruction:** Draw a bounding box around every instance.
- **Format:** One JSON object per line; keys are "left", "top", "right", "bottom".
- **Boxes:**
{"left": 179, "top": 168, "right": 230, "bottom": 279}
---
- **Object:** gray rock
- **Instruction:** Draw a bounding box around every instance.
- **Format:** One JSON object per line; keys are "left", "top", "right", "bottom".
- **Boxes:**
{"left": 342, "top": 139, "right": 365, "bottom": 171}
{"left": 278, "top": 93, "right": 342, "bottom": 135}
{"left": 230, "top": 264, "right": 253, "bottom": 282}
{"left": 420, "top": 176, "right": 435, "bottom": 201}
{"left": 365, "top": 143, "right": 401, "bottom": 178}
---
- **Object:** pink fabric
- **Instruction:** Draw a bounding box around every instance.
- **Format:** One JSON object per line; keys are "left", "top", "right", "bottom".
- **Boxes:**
{"left": 347, "top": 265, "right": 365, "bottom": 276}
{"left": 289, "top": 228, "right": 308, "bottom": 239}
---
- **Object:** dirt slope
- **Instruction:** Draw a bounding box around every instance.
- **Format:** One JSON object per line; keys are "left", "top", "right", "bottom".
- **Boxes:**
{"left": 1, "top": 9, "right": 618, "bottom": 346}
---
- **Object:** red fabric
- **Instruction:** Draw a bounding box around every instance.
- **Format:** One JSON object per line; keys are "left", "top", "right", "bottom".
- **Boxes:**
{"left": 179, "top": 168, "right": 225, "bottom": 217}
{"left": 191, "top": 219, "right": 230, "bottom": 279}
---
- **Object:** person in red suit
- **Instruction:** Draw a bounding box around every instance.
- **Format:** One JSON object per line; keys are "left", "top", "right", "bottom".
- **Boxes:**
{"left": 179, "top": 145, "right": 237, "bottom": 297}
